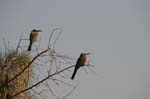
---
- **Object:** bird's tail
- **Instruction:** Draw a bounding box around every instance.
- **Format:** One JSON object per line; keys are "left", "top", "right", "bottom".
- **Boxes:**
{"left": 71, "top": 68, "right": 78, "bottom": 80}
{"left": 27, "top": 42, "right": 32, "bottom": 51}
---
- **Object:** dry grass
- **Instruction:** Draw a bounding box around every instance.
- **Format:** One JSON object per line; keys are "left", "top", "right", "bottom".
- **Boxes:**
{"left": 0, "top": 50, "right": 31, "bottom": 99}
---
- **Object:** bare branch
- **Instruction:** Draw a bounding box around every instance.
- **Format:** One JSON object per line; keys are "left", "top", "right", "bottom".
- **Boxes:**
{"left": 52, "top": 28, "right": 62, "bottom": 50}
{"left": 48, "top": 28, "right": 62, "bottom": 49}
{"left": 31, "top": 89, "right": 46, "bottom": 99}
{"left": 16, "top": 35, "right": 22, "bottom": 53}
{"left": 10, "top": 64, "right": 94, "bottom": 98}
{"left": 62, "top": 83, "right": 79, "bottom": 99}
{"left": 44, "top": 80, "right": 59, "bottom": 98}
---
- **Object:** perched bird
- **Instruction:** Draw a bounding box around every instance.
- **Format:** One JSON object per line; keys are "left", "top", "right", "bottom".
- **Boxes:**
{"left": 71, "top": 52, "right": 90, "bottom": 80}
{"left": 27, "top": 29, "right": 42, "bottom": 51}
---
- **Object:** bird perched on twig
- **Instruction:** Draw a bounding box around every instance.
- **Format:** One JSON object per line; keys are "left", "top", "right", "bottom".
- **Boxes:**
{"left": 71, "top": 52, "right": 90, "bottom": 80}
{"left": 27, "top": 29, "right": 42, "bottom": 51}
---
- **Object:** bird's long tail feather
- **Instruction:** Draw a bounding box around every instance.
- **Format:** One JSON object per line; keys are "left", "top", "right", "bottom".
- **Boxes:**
{"left": 71, "top": 68, "right": 78, "bottom": 80}
{"left": 27, "top": 41, "right": 32, "bottom": 51}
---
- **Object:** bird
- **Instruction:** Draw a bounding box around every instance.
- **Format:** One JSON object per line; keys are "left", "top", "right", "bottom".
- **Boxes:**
{"left": 71, "top": 52, "right": 90, "bottom": 80}
{"left": 27, "top": 29, "right": 42, "bottom": 51}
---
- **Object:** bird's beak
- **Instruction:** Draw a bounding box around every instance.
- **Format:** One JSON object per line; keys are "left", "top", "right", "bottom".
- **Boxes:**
{"left": 37, "top": 30, "right": 42, "bottom": 32}
{"left": 86, "top": 53, "right": 91, "bottom": 55}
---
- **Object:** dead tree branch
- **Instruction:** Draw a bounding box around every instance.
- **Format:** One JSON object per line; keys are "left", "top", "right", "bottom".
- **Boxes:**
{"left": 10, "top": 64, "right": 94, "bottom": 98}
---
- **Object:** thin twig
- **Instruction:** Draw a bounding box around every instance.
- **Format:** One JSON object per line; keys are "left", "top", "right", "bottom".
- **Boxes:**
{"left": 16, "top": 35, "right": 22, "bottom": 53}
{"left": 62, "top": 83, "right": 79, "bottom": 99}
{"left": 48, "top": 28, "right": 62, "bottom": 49}
{"left": 44, "top": 80, "right": 59, "bottom": 98}
{"left": 52, "top": 28, "right": 62, "bottom": 50}
{"left": 31, "top": 89, "right": 46, "bottom": 99}
{"left": 10, "top": 64, "right": 94, "bottom": 98}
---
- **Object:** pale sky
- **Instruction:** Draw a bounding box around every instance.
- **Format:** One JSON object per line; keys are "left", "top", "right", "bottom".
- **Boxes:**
{"left": 0, "top": 0, "right": 149, "bottom": 99}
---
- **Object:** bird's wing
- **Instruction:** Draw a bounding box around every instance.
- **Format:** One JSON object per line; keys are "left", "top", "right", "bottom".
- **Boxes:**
{"left": 30, "top": 32, "right": 34, "bottom": 42}
{"left": 75, "top": 57, "right": 84, "bottom": 69}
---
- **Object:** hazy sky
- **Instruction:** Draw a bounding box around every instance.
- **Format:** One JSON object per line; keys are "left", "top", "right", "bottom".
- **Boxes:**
{"left": 0, "top": 0, "right": 149, "bottom": 99}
